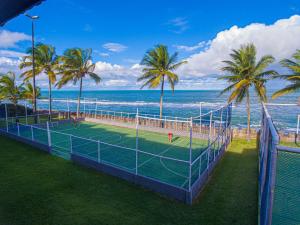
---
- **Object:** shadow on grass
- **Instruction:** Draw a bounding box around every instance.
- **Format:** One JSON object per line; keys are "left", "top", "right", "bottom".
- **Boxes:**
{"left": 0, "top": 136, "right": 257, "bottom": 225}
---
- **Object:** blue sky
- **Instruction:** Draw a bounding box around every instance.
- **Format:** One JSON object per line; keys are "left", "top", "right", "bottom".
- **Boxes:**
{"left": 0, "top": 0, "right": 300, "bottom": 90}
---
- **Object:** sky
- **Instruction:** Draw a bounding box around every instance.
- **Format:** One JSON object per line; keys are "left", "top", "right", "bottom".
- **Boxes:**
{"left": 0, "top": 0, "right": 300, "bottom": 90}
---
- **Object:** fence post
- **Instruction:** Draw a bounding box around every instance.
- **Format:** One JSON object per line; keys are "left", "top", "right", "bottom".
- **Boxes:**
{"left": 95, "top": 101, "right": 98, "bottom": 119}
{"left": 17, "top": 122, "right": 20, "bottom": 136}
{"left": 296, "top": 115, "right": 300, "bottom": 143}
{"left": 70, "top": 135, "right": 73, "bottom": 154}
{"left": 188, "top": 117, "right": 193, "bottom": 192}
{"left": 25, "top": 102, "right": 28, "bottom": 125}
{"left": 83, "top": 98, "right": 86, "bottom": 116}
{"left": 46, "top": 121, "right": 52, "bottom": 147}
{"left": 4, "top": 103, "right": 8, "bottom": 132}
{"left": 67, "top": 98, "right": 70, "bottom": 119}
{"left": 135, "top": 108, "right": 139, "bottom": 175}
{"left": 31, "top": 125, "right": 34, "bottom": 141}
{"left": 198, "top": 154, "right": 202, "bottom": 178}
{"left": 219, "top": 108, "right": 223, "bottom": 150}
{"left": 225, "top": 106, "right": 229, "bottom": 145}
{"left": 98, "top": 140, "right": 101, "bottom": 163}
{"left": 199, "top": 102, "right": 202, "bottom": 133}
{"left": 207, "top": 111, "right": 213, "bottom": 169}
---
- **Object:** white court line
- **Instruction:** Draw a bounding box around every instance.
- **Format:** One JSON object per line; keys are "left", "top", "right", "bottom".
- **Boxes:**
{"left": 138, "top": 137, "right": 189, "bottom": 168}
{"left": 159, "top": 158, "right": 188, "bottom": 179}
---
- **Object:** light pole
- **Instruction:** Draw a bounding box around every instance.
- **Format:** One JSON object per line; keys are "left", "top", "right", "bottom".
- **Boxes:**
{"left": 25, "top": 14, "right": 39, "bottom": 122}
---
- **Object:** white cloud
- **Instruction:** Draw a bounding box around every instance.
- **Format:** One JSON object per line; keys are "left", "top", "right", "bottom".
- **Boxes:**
{"left": 0, "top": 50, "right": 27, "bottom": 58}
{"left": 178, "top": 15, "right": 300, "bottom": 77}
{"left": 167, "top": 17, "right": 189, "bottom": 34}
{"left": 103, "top": 79, "right": 130, "bottom": 87}
{"left": 0, "top": 57, "right": 21, "bottom": 74}
{"left": 102, "top": 42, "right": 127, "bottom": 52}
{"left": 94, "top": 61, "right": 142, "bottom": 78}
{"left": 0, "top": 30, "right": 30, "bottom": 48}
{"left": 99, "top": 52, "right": 110, "bottom": 57}
{"left": 173, "top": 41, "right": 209, "bottom": 52}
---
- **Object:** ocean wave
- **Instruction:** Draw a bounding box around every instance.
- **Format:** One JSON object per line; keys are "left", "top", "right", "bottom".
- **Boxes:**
{"left": 38, "top": 98, "right": 227, "bottom": 109}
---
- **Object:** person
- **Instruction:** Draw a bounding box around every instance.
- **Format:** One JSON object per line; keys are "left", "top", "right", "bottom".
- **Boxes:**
{"left": 71, "top": 116, "right": 78, "bottom": 127}
{"left": 168, "top": 132, "right": 173, "bottom": 143}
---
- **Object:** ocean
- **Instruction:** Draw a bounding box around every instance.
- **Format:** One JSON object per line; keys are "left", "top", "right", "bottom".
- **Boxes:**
{"left": 40, "top": 89, "right": 299, "bottom": 131}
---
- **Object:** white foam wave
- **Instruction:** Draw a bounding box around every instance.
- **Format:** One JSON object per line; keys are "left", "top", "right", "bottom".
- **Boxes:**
{"left": 38, "top": 98, "right": 227, "bottom": 109}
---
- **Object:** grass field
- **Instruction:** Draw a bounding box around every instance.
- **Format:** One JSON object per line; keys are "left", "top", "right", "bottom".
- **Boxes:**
{"left": 8, "top": 120, "right": 219, "bottom": 190}
{"left": 0, "top": 136, "right": 257, "bottom": 225}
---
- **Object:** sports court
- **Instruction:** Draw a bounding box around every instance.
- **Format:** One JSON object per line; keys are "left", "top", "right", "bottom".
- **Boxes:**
{"left": 16, "top": 119, "right": 214, "bottom": 189}
{"left": 0, "top": 101, "right": 232, "bottom": 203}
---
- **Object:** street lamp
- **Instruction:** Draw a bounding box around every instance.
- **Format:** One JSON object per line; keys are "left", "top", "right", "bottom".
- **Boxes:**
{"left": 25, "top": 14, "right": 39, "bottom": 122}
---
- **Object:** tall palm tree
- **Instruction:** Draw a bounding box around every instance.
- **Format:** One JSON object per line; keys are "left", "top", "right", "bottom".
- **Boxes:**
{"left": 0, "top": 72, "right": 24, "bottom": 117}
{"left": 272, "top": 50, "right": 300, "bottom": 99}
{"left": 219, "top": 43, "right": 277, "bottom": 139}
{"left": 138, "top": 44, "right": 187, "bottom": 118}
{"left": 19, "top": 43, "right": 58, "bottom": 118}
{"left": 56, "top": 48, "right": 101, "bottom": 117}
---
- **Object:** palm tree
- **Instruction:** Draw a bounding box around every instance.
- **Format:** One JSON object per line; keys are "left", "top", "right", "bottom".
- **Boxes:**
{"left": 219, "top": 43, "right": 277, "bottom": 139}
{"left": 272, "top": 50, "right": 300, "bottom": 99}
{"left": 0, "top": 72, "right": 24, "bottom": 117}
{"left": 56, "top": 48, "right": 101, "bottom": 117}
{"left": 138, "top": 44, "right": 187, "bottom": 118}
{"left": 22, "top": 82, "right": 41, "bottom": 105}
{"left": 19, "top": 43, "right": 58, "bottom": 118}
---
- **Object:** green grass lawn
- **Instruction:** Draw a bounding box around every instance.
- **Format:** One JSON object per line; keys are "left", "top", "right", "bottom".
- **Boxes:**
{"left": 280, "top": 141, "right": 300, "bottom": 148}
{"left": 0, "top": 136, "right": 257, "bottom": 225}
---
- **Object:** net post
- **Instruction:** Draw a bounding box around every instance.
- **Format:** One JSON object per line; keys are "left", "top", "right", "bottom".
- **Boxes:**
{"left": 135, "top": 108, "right": 139, "bottom": 175}
{"left": 97, "top": 140, "right": 101, "bottom": 163}
{"left": 188, "top": 117, "right": 193, "bottom": 192}
{"left": 4, "top": 103, "right": 8, "bottom": 132}
{"left": 46, "top": 121, "right": 52, "bottom": 147}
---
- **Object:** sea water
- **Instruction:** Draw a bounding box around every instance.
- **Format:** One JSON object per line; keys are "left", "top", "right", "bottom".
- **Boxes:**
{"left": 40, "top": 89, "right": 299, "bottom": 131}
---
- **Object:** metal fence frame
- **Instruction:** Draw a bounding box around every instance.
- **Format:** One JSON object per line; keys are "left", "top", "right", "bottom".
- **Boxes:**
{"left": 259, "top": 103, "right": 300, "bottom": 225}
{"left": 0, "top": 99, "right": 232, "bottom": 204}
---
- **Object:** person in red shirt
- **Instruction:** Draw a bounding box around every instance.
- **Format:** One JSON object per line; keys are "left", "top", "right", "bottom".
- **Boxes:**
{"left": 168, "top": 132, "right": 173, "bottom": 143}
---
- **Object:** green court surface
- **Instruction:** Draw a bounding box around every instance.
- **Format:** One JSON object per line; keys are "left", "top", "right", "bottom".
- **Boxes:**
{"left": 272, "top": 151, "right": 300, "bottom": 225}
{"left": 11, "top": 120, "right": 221, "bottom": 189}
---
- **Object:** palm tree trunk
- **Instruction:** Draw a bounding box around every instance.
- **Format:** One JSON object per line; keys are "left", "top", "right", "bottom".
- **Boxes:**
{"left": 246, "top": 91, "right": 251, "bottom": 141}
{"left": 159, "top": 76, "right": 165, "bottom": 119}
{"left": 76, "top": 77, "right": 83, "bottom": 118}
{"left": 48, "top": 79, "right": 52, "bottom": 121}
